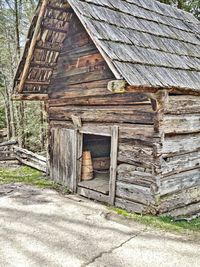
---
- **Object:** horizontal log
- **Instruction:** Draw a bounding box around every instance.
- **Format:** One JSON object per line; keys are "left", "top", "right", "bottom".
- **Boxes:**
{"left": 116, "top": 181, "right": 155, "bottom": 205}
{"left": 0, "top": 157, "right": 16, "bottom": 161}
{"left": 160, "top": 168, "right": 200, "bottom": 196}
{"left": 30, "top": 62, "right": 57, "bottom": 68}
{"left": 160, "top": 114, "right": 200, "bottom": 134}
{"left": 164, "top": 202, "right": 200, "bottom": 217}
{"left": 49, "top": 79, "right": 112, "bottom": 99}
{"left": 12, "top": 94, "right": 48, "bottom": 101}
{"left": 118, "top": 141, "right": 157, "bottom": 168}
{"left": 77, "top": 187, "right": 109, "bottom": 203}
{"left": 0, "top": 150, "right": 14, "bottom": 154}
{"left": 166, "top": 95, "right": 200, "bottom": 114}
{"left": 49, "top": 93, "right": 149, "bottom": 106}
{"left": 49, "top": 121, "right": 159, "bottom": 141}
{"left": 159, "top": 133, "right": 200, "bottom": 157}
{"left": 49, "top": 106, "right": 155, "bottom": 124}
{"left": 117, "top": 164, "right": 156, "bottom": 187}
{"left": 47, "top": 4, "right": 73, "bottom": 12}
{"left": 115, "top": 198, "right": 157, "bottom": 215}
{"left": 159, "top": 186, "right": 200, "bottom": 214}
{"left": 0, "top": 140, "right": 18, "bottom": 147}
{"left": 42, "top": 23, "right": 68, "bottom": 33}
{"left": 160, "top": 151, "right": 200, "bottom": 176}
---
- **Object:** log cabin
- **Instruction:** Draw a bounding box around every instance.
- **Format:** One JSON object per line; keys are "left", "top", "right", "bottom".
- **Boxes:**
{"left": 13, "top": 0, "right": 200, "bottom": 216}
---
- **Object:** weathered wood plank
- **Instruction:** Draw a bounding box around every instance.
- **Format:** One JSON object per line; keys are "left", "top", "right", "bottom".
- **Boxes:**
{"left": 49, "top": 121, "right": 159, "bottom": 141}
{"left": 49, "top": 92, "right": 149, "bottom": 106}
{"left": 49, "top": 106, "right": 155, "bottom": 124}
{"left": 109, "top": 126, "right": 119, "bottom": 205}
{"left": 161, "top": 151, "right": 200, "bottom": 176}
{"left": 12, "top": 94, "right": 48, "bottom": 101}
{"left": 160, "top": 168, "right": 200, "bottom": 196}
{"left": 160, "top": 114, "right": 200, "bottom": 134}
{"left": 50, "top": 128, "right": 75, "bottom": 190}
{"left": 116, "top": 181, "right": 155, "bottom": 205}
{"left": 166, "top": 95, "right": 200, "bottom": 114}
{"left": 118, "top": 141, "right": 157, "bottom": 168}
{"left": 159, "top": 133, "right": 200, "bottom": 157}
{"left": 77, "top": 187, "right": 109, "bottom": 203}
{"left": 117, "top": 164, "right": 156, "bottom": 187}
{"left": 159, "top": 186, "right": 200, "bottom": 213}
{"left": 115, "top": 198, "right": 156, "bottom": 215}
{"left": 164, "top": 202, "right": 200, "bottom": 217}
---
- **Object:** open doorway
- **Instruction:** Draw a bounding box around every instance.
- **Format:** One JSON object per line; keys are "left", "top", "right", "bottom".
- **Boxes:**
{"left": 78, "top": 134, "right": 111, "bottom": 195}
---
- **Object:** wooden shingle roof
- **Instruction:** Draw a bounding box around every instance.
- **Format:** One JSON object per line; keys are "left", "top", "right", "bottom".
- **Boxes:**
{"left": 68, "top": 0, "right": 200, "bottom": 92}
{"left": 14, "top": 0, "right": 200, "bottom": 95}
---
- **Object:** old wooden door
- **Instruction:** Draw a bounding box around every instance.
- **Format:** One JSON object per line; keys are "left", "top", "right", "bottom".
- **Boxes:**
{"left": 50, "top": 128, "right": 76, "bottom": 191}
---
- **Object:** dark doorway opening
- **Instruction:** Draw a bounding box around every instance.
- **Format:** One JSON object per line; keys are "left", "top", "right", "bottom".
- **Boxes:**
{"left": 78, "top": 134, "right": 111, "bottom": 195}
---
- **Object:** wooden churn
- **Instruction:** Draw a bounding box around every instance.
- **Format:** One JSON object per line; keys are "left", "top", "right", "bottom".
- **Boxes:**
{"left": 81, "top": 151, "right": 93, "bottom": 181}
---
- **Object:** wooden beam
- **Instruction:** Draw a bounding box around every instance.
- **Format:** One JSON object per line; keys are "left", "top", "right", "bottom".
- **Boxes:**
{"left": 35, "top": 44, "right": 61, "bottom": 52}
{"left": 109, "top": 126, "right": 119, "bottom": 205}
{"left": 30, "top": 62, "right": 57, "bottom": 68}
{"left": 24, "top": 81, "right": 50, "bottom": 86}
{"left": 42, "top": 23, "right": 68, "bottom": 33}
{"left": 17, "top": 0, "right": 49, "bottom": 93}
{"left": 12, "top": 94, "right": 48, "bottom": 101}
{"left": 47, "top": 4, "right": 73, "bottom": 13}
{"left": 107, "top": 80, "right": 127, "bottom": 93}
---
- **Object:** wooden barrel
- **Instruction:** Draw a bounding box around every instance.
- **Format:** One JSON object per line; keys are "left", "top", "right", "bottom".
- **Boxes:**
{"left": 81, "top": 151, "right": 93, "bottom": 181}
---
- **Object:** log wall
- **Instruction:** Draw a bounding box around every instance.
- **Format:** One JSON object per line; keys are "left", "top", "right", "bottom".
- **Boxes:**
{"left": 48, "top": 14, "right": 200, "bottom": 216}
{"left": 154, "top": 93, "right": 200, "bottom": 216}
{"left": 47, "top": 14, "right": 161, "bottom": 214}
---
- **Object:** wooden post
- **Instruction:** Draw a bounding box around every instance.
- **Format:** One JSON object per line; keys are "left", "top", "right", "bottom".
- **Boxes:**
{"left": 17, "top": 0, "right": 49, "bottom": 93}
{"left": 109, "top": 126, "right": 119, "bottom": 205}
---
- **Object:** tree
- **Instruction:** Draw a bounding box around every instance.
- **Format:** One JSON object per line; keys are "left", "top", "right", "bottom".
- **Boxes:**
{"left": 0, "top": 0, "right": 47, "bottom": 152}
{"left": 158, "top": 0, "right": 200, "bottom": 19}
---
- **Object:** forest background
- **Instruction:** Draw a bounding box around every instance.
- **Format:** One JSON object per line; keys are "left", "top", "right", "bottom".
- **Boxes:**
{"left": 0, "top": 0, "right": 199, "bottom": 152}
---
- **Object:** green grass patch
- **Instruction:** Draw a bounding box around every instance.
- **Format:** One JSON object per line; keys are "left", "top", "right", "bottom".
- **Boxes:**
{"left": 0, "top": 166, "right": 69, "bottom": 194}
{"left": 110, "top": 207, "right": 200, "bottom": 234}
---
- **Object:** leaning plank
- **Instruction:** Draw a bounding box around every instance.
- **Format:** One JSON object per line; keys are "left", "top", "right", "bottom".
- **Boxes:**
{"left": 13, "top": 146, "right": 46, "bottom": 172}
{"left": 13, "top": 146, "right": 46, "bottom": 162}
{"left": 116, "top": 181, "right": 155, "bottom": 205}
{"left": 15, "top": 155, "right": 46, "bottom": 173}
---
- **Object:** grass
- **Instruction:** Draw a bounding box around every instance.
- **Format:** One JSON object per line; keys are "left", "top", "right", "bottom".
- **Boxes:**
{"left": 0, "top": 166, "right": 70, "bottom": 194}
{"left": 0, "top": 166, "right": 199, "bottom": 234}
{"left": 110, "top": 207, "right": 200, "bottom": 234}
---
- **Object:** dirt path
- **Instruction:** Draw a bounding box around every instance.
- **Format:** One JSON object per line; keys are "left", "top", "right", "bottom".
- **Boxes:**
{"left": 0, "top": 183, "right": 199, "bottom": 267}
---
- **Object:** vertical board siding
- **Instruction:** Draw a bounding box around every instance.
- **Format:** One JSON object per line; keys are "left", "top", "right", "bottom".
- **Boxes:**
{"left": 50, "top": 128, "right": 75, "bottom": 191}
